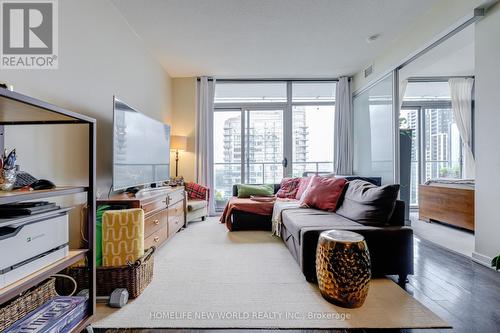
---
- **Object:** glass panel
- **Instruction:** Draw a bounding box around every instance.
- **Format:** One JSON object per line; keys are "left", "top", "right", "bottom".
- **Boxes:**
{"left": 292, "top": 82, "right": 336, "bottom": 102}
{"left": 353, "top": 73, "right": 394, "bottom": 184}
{"left": 292, "top": 105, "right": 335, "bottom": 177}
{"left": 215, "top": 82, "right": 287, "bottom": 103}
{"left": 400, "top": 109, "right": 419, "bottom": 206}
{"left": 423, "top": 108, "right": 462, "bottom": 180}
{"left": 214, "top": 111, "right": 241, "bottom": 208}
{"left": 404, "top": 82, "right": 451, "bottom": 101}
{"left": 245, "top": 110, "right": 283, "bottom": 183}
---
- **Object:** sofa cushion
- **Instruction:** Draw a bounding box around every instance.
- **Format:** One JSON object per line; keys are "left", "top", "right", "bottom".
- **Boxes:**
{"left": 281, "top": 208, "right": 362, "bottom": 243}
{"left": 276, "top": 177, "right": 301, "bottom": 199}
{"left": 187, "top": 199, "right": 206, "bottom": 212}
{"left": 301, "top": 176, "right": 347, "bottom": 211}
{"left": 336, "top": 180, "right": 400, "bottom": 225}
{"left": 295, "top": 177, "right": 312, "bottom": 200}
{"left": 236, "top": 184, "right": 274, "bottom": 198}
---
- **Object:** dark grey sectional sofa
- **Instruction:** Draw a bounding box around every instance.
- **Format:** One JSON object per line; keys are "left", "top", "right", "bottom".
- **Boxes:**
{"left": 280, "top": 200, "right": 413, "bottom": 285}
{"left": 229, "top": 179, "right": 414, "bottom": 285}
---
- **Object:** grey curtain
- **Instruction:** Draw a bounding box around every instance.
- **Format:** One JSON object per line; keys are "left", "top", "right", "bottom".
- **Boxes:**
{"left": 195, "top": 77, "right": 216, "bottom": 215}
{"left": 334, "top": 77, "right": 353, "bottom": 175}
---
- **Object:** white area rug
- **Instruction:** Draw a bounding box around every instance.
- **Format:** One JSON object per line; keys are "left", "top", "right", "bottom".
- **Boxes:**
{"left": 94, "top": 218, "right": 448, "bottom": 329}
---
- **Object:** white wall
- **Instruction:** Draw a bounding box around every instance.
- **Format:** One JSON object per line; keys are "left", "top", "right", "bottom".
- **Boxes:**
{"left": 1, "top": 0, "right": 173, "bottom": 195}
{"left": 473, "top": 2, "right": 500, "bottom": 263}
{"left": 1, "top": 0, "right": 173, "bottom": 247}
{"left": 171, "top": 77, "right": 197, "bottom": 182}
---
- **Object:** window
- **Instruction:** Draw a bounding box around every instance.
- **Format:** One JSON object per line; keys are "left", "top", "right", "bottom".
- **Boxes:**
{"left": 213, "top": 81, "right": 336, "bottom": 209}
{"left": 292, "top": 105, "right": 334, "bottom": 177}
{"left": 401, "top": 81, "right": 467, "bottom": 206}
{"left": 215, "top": 82, "right": 286, "bottom": 103}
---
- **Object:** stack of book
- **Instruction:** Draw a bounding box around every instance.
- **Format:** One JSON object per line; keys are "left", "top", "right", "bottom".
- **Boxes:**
{"left": 0, "top": 201, "right": 60, "bottom": 218}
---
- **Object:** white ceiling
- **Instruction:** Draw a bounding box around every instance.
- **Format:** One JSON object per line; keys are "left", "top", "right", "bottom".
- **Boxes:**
{"left": 112, "top": 0, "right": 442, "bottom": 78}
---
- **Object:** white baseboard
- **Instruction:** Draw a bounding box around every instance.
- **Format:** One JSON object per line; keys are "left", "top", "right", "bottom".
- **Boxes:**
{"left": 472, "top": 251, "right": 493, "bottom": 268}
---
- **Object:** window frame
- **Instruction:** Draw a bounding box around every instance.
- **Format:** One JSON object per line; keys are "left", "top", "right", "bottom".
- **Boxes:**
{"left": 401, "top": 77, "right": 475, "bottom": 208}
{"left": 213, "top": 80, "right": 337, "bottom": 210}
{"left": 214, "top": 80, "right": 337, "bottom": 176}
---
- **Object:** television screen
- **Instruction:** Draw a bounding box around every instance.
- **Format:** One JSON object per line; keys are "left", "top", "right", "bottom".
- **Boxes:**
{"left": 113, "top": 97, "right": 170, "bottom": 190}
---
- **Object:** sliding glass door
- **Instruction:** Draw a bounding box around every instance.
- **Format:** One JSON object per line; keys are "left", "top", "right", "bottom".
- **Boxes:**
{"left": 401, "top": 81, "right": 465, "bottom": 206}
{"left": 353, "top": 73, "right": 396, "bottom": 185}
{"left": 213, "top": 81, "right": 336, "bottom": 209}
{"left": 245, "top": 109, "right": 285, "bottom": 184}
{"left": 213, "top": 110, "right": 242, "bottom": 210}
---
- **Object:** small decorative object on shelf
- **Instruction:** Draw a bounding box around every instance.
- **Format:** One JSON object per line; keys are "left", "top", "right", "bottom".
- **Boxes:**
{"left": 0, "top": 82, "right": 14, "bottom": 91}
{"left": 168, "top": 176, "right": 184, "bottom": 187}
{"left": 1, "top": 149, "right": 17, "bottom": 191}
{"left": 316, "top": 230, "right": 371, "bottom": 308}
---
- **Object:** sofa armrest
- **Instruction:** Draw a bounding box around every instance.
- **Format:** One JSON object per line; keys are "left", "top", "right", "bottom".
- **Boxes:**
{"left": 388, "top": 200, "right": 406, "bottom": 226}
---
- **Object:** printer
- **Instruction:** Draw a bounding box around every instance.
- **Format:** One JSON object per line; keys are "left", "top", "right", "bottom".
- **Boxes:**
{"left": 0, "top": 212, "right": 69, "bottom": 288}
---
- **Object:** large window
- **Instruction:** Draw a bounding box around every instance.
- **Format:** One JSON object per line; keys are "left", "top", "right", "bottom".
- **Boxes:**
{"left": 213, "top": 81, "right": 336, "bottom": 210}
{"left": 400, "top": 81, "right": 465, "bottom": 206}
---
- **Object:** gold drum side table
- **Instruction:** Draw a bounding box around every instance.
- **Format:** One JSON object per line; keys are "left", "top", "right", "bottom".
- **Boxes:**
{"left": 316, "top": 230, "right": 371, "bottom": 308}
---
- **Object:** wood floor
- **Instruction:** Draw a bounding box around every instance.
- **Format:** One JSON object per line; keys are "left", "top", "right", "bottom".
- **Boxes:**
{"left": 94, "top": 237, "right": 500, "bottom": 333}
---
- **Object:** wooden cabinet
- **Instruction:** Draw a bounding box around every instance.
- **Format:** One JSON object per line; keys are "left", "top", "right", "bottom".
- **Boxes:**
{"left": 98, "top": 187, "right": 186, "bottom": 249}
{"left": 418, "top": 184, "right": 474, "bottom": 231}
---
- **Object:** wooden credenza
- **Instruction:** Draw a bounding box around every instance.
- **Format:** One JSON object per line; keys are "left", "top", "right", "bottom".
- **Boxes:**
{"left": 97, "top": 187, "right": 186, "bottom": 249}
{"left": 418, "top": 184, "right": 474, "bottom": 231}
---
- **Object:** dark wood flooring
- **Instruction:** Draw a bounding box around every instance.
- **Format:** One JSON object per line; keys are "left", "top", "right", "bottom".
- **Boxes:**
{"left": 94, "top": 237, "right": 500, "bottom": 333}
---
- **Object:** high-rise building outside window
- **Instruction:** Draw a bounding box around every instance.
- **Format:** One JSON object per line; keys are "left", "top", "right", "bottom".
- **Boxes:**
{"left": 213, "top": 81, "right": 336, "bottom": 210}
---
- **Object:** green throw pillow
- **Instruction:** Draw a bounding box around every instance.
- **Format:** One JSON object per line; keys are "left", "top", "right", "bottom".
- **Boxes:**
{"left": 95, "top": 204, "right": 112, "bottom": 267}
{"left": 237, "top": 184, "right": 275, "bottom": 198}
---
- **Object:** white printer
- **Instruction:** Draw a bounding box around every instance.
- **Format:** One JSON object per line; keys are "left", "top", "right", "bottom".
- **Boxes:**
{"left": 0, "top": 211, "right": 69, "bottom": 288}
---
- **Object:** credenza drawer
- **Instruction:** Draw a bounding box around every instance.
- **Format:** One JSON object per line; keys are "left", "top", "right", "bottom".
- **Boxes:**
{"left": 142, "top": 197, "right": 167, "bottom": 215}
{"left": 145, "top": 226, "right": 168, "bottom": 249}
{"left": 168, "top": 201, "right": 184, "bottom": 237}
{"left": 144, "top": 209, "right": 167, "bottom": 237}
{"left": 168, "top": 190, "right": 184, "bottom": 206}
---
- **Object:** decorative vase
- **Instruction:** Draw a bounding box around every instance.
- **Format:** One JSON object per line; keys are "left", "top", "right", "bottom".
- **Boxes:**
{"left": 316, "top": 230, "right": 371, "bottom": 308}
{"left": 1, "top": 169, "right": 17, "bottom": 191}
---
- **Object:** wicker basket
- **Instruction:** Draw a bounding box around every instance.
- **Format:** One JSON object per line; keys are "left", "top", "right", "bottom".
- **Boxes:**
{"left": 67, "top": 247, "right": 155, "bottom": 298}
{"left": 0, "top": 278, "right": 57, "bottom": 331}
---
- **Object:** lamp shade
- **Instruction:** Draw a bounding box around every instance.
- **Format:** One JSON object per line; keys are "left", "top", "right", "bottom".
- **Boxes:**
{"left": 171, "top": 135, "right": 187, "bottom": 151}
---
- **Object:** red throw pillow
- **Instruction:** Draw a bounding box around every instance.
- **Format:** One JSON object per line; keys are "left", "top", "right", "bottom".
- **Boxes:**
{"left": 276, "top": 177, "right": 301, "bottom": 199}
{"left": 302, "top": 176, "right": 347, "bottom": 212}
{"left": 295, "top": 177, "right": 312, "bottom": 200}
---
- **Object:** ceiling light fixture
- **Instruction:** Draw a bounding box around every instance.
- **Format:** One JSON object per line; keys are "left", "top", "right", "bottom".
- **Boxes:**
{"left": 366, "top": 34, "right": 381, "bottom": 44}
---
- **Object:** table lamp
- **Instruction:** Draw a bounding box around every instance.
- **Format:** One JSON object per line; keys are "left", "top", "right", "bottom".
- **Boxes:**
{"left": 170, "top": 135, "right": 187, "bottom": 177}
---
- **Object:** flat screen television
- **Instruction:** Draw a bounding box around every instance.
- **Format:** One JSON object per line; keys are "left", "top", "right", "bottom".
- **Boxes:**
{"left": 113, "top": 97, "right": 170, "bottom": 191}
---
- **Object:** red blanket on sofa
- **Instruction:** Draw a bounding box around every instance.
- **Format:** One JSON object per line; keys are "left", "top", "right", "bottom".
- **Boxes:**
{"left": 220, "top": 197, "right": 275, "bottom": 231}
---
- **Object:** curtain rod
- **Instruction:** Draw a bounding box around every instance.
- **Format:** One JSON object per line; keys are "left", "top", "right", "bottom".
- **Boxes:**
{"left": 196, "top": 77, "right": 343, "bottom": 82}
{"left": 407, "top": 75, "right": 475, "bottom": 82}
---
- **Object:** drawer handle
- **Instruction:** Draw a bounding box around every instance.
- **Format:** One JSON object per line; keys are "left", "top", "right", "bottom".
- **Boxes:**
{"left": 154, "top": 236, "right": 160, "bottom": 242}
{"left": 153, "top": 219, "right": 160, "bottom": 225}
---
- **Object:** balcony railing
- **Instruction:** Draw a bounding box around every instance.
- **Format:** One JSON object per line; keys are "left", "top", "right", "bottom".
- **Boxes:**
{"left": 213, "top": 161, "right": 334, "bottom": 211}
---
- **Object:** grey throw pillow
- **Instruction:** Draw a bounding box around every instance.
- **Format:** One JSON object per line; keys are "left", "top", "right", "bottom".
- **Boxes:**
{"left": 336, "top": 180, "right": 400, "bottom": 225}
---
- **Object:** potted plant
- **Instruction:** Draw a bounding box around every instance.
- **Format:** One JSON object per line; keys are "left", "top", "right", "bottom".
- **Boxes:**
{"left": 215, "top": 190, "right": 226, "bottom": 211}
{"left": 492, "top": 255, "right": 500, "bottom": 271}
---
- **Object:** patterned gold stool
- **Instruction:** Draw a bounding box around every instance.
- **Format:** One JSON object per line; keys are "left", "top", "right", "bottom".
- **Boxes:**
{"left": 316, "top": 230, "right": 371, "bottom": 308}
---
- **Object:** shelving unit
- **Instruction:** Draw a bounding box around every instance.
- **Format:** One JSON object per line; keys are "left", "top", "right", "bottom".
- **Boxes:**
{"left": 0, "top": 88, "right": 96, "bottom": 332}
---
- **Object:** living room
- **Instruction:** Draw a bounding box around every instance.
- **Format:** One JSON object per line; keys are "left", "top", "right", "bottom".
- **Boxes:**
{"left": 0, "top": 0, "right": 499, "bottom": 332}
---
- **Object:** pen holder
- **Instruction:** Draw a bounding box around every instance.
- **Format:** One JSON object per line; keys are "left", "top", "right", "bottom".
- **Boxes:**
{"left": 1, "top": 169, "right": 16, "bottom": 191}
